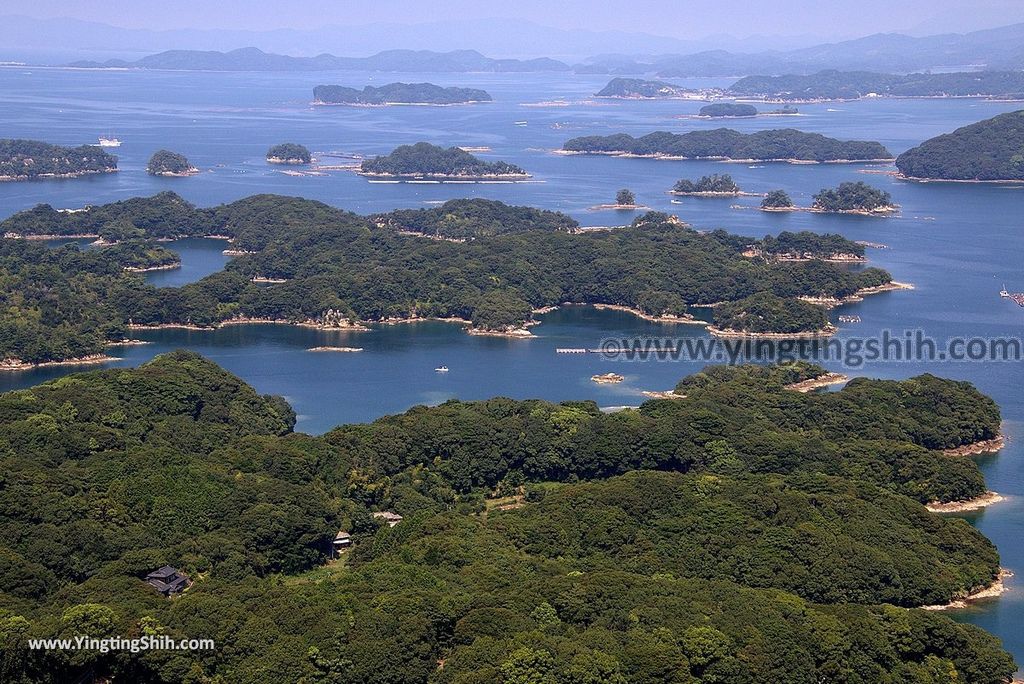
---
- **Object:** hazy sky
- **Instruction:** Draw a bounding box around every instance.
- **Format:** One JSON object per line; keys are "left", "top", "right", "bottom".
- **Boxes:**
{"left": 5, "top": 0, "right": 1024, "bottom": 37}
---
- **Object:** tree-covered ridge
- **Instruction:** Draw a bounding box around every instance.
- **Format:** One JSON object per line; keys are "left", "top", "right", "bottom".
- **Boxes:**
{"left": 812, "top": 181, "right": 895, "bottom": 212}
{"left": 491, "top": 471, "right": 998, "bottom": 607}
{"left": 0, "top": 196, "right": 893, "bottom": 361}
{"left": 359, "top": 142, "right": 528, "bottom": 177}
{"left": 0, "top": 356, "right": 1013, "bottom": 682}
{"left": 699, "top": 102, "right": 758, "bottom": 117}
{"left": 266, "top": 142, "right": 311, "bottom": 163}
{"left": 595, "top": 77, "right": 697, "bottom": 98}
{"left": 0, "top": 139, "right": 117, "bottom": 180}
{"left": 756, "top": 230, "right": 866, "bottom": 259}
{"left": 145, "top": 150, "right": 197, "bottom": 176}
{"left": 313, "top": 82, "right": 492, "bottom": 105}
{"left": 728, "top": 69, "right": 1024, "bottom": 101}
{"left": 712, "top": 291, "right": 831, "bottom": 334}
{"left": 895, "top": 110, "right": 1024, "bottom": 181}
{"left": 672, "top": 173, "right": 741, "bottom": 195}
{"left": 375, "top": 198, "right": 578, "bottom": 239}
{"left": 562, "top": 128, "right": 893, "bottom": 162}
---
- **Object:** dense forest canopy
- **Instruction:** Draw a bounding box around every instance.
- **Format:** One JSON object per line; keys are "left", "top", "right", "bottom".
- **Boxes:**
{"left": 313, "top": 82, "right": 492, "bottom": 105}
{"left": 812, "top": 181, "right": 895, "bottom": 212}
{"left": 145, "top": 150, "right": 196, "bottom": 176}
{"left": 762, "top": 188, "right": 795, "bottom": 208}
{"left": 699, "top": 103, "right": 758, "bottom": 117}
{"left": 562, "top": 128, "right": 893, "bottom": 162}
{"left": 0, "top": 195, "right": 894, "bottom": 362}
{"left": 895, "top": 110, "right": 1024, "bottom": 180}
{"left": 672, "top": 174, "right": 741, "bottom": 195}
{"left": 266, "top": 142, "right": 311, "bottom": 163}
{"left": 0, "top": 139, "right": 117, "bottom": 180}
{"left": 728, "top": 69, "right": 1024, "bottom": 100}
{"left": 712, "top": 291, "right": 830, "bottom": 333}
{"left": 0, "top": 355, "right": 1012, "bottom": 683}
{"left": 359, "top": 142, "right": 528, "bottom": 177}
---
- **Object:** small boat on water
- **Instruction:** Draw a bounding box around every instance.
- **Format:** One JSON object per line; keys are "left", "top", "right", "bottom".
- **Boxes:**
{"left": 97, "top": 136, "right": 122, "bottom": 147}
{"left": 435, "top": 366, "right": 449, "bottom": 373}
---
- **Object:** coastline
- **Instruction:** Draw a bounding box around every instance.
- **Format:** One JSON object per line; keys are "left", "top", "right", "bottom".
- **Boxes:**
{"left": 150, "top": 168, "right": 200, "bottom": 177}
{"left": 1, "top": 353, "right": 116, "bottom": 372}
{"left": 307, "top": 346, "right": 363, "bottom": 352}
{"left": 926, "top": 491, "right": 1005, "bottom": 514}
{"left": 784, "top": 372, "right": 849, "bottom": 392}
{"left": 590, "top": 303, "right": 707, "bottom": 325}
{"left": 920, "top": 569, "right": 1013, "bottom": 611}
{"left": 312, "top": 100, "right": 488, "bottom": 107}
{"left": 125, "top": 262, "right": 181, "bottom": 273}
{"left": 707, "top": 324, "right": 839, "bottom": 339}
{"left": 942, "top": 435, "right": 1006, "bottom": 456}
{"left": 356, "top": 171, "right": 531, "bottom": 181}
{"left": 670, "top": 190, "right": 764, "bottom": 198}
{"left": 896, "top": 173, "right": 1024, "bottom": 185}
{"left": 555, "top": 149, "right": 894, "bottom": 164}
{"left": 267, "top": 157, "right": 310, "bottom": 165}
{"left": 0, "top": 168, "right": 117, "bottom": 182}
{"left": 799, "top": 281, "right": 914, "bottom": 308}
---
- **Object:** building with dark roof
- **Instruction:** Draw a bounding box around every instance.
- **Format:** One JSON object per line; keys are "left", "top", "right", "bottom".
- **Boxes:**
{"left": 144, "top": 565, "right": 191, "bottom": 596}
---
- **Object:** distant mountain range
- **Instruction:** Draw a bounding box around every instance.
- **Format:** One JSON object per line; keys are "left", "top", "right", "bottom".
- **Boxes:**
{"left": 22, "top": 19, "right": 1024, "bottom": 75}
{"left": 67, "top": 47, "right": 570, "bottom": 73}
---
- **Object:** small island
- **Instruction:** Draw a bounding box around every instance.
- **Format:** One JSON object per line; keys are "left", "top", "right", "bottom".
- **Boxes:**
{"left": 812, "top": 181, "right": 897, "bottom": 215}
{"left": 896, "top": 110, "right": 1024, "bottom": 181}
{"left": 595, "top": 77, "right": 703, "bottom": 99}
{"left": 561, "top": 129, "right": 893, "bottom": 163}
{"left": 146, "top": 150, "right": 199, "bottom": 177}
{"left": 266, "top": 143, "right": 311, "bottom": 165}
{"left": 0, "top": 138, "right": 117, "bottom": 181}
{"left": 761, "top": 189, "right": 796, "bottom": 210}
{"left": 710, "top": 292, "right": 835, "bottom": 338}
{"left": 699, "top": 103, "right": 758, "bottom": 118}
{"left": 671, "top": 173, "right": 744, "bottom": 197}
{"left": 591, "top": 372, "right": 625, "bottom": 383}
{"left": 313, "top": 82, "right": 492, "bottom": 106}
{"left": 359, "top": 142, "right": 529, "bottom": 180}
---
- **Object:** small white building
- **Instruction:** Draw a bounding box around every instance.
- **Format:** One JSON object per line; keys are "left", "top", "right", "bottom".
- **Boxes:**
{"left": 333, "top": 531, "right": 353, "bottom": 557}
{"left": 373, "top": 511, "right": 404, "bottom": 528}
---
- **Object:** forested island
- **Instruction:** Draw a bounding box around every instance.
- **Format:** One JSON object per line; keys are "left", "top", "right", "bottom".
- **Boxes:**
{"left": 671, "top": 173, "right": 742, "bottom": 196}
{"left": 727, "top": 69, "right": 1024, "bottom": 101}
{"left": 711, "top": 291, "right": 834, "bottom": 336}
{"left": 266, "top": 142, "right": 311, "bottom": 164}
{"left": 812, "top": 181, "right": 897, "bottom": 214}
{"left": 0, "top": 353, "right": 1013, "bottom": 682}
{"left": 896, "top": 110, "right": 1024, "bottom": 181}
{"left": 313, "top": 82, "right": 492, "bottom": 105}
{"left": 0, "top": 138, "right": 117, "bottom": 181}
{"left": 145, "top": 149, "right": 198, "bottom": 177}
{"left": 561, "top": 128, "right": 893, "bottom": 162}
{"left": 0, "top": 193, "right": 897, "bottom": 363}
{"left": 761, "top": 188, "right": 796, "bottom": 210}
{"left": 595, "top": 77, "right": 702, "bottom": 98}
{"left": 359, "top": 142, "right": 529, "bottom": 179}
{"left": 699, "top": 102, "right": 758, "bottom": 117}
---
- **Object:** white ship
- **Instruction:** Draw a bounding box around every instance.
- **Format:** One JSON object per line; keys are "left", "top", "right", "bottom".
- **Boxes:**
{"left": 434, "top": 366, "right": 449, "bottom": 373}
{"left": 97, "top": 137, "right": 122, "bottom": 147}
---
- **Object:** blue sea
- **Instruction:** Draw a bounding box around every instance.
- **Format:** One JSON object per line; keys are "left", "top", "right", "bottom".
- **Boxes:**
{"left": 1, "top": 65, "right": 1023, "bottom": 666}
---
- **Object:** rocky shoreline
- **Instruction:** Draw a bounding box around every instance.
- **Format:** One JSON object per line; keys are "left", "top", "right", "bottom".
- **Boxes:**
{"left": 707, "top": 324, "right": 839, "bottom": 339}
{"left": 920, "top": 569, "right": 1013, "bottom": 611}
{"left": 942, "top": 435, "right": 1006, "bottom": 456}
{"left": 784, "top": 372, "right": 849, "bottom": 392}
{"left": 926, "top": 491, "right": 1005, "bottom": 513}
{"left": 555, "top": 149, "right": 894, "bottom": 164}
{"left": 0, "top": 353, "right": 116, "bottom": 372}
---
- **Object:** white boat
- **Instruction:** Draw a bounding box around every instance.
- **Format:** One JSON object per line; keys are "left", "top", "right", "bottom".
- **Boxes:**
{"left": 97, "top": 137, "right": 122, "bottom": 147}
{"left": 434, "top": 366, "right": 449, "bottom": 373}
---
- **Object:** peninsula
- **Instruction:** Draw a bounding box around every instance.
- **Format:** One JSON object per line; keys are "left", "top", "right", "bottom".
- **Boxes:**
{"left": 896, "top": 110, "right": 1024, "bottom": 181}
{"left": 595, "top": 77, "right": 705, "bottom": 99}
{"left": 0, "top": 353, "right": 1013, "bottom": 682}
{"left": 0, "top": 194, "right": 897, "bottom": 363}
{"left": 313, "top": 82, "right": 492, "bottom": 106}
{"left": 561, "top": 128, "right": 893, "bottom": 163}
{"left": 358, "top": 142, "right": 528, "bottom": 179}
{"left": 0, "top": 138, "right": 117, "bottom": 181}
{"left": 727, "top": 69, "right": 1024, "bottom": 101}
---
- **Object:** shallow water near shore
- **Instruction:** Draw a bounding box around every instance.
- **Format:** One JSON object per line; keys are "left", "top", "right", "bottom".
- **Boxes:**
{"left": 1, "top": 66, "right": 1024, "bottom": 669}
